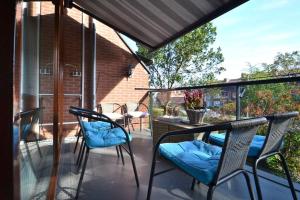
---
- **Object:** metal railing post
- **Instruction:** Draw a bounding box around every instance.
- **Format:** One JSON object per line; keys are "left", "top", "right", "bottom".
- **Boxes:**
{"left": 236, "top": 85, "right": 241, "bottom": 120}
{"left": 149, "top": 91, "right": 153, "bottom": 136}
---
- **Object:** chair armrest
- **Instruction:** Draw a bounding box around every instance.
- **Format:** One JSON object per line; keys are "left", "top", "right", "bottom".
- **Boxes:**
{"left": 112, "top": 103, "right": 124, "bottom": 114}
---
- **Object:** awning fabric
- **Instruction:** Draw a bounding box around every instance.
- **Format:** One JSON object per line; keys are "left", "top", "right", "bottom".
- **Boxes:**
{"left": 72, "top": 0, "right": 247, "bottom": 50}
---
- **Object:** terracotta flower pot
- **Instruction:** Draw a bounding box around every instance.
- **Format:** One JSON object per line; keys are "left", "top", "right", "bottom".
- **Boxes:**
{"left": 186, "top": 109, "right": 206, "bottom": 124}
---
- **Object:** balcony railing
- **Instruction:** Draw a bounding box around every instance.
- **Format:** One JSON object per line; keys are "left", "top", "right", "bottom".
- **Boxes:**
{"left": 136, "top": 73, "right": 300, "bottom": 185}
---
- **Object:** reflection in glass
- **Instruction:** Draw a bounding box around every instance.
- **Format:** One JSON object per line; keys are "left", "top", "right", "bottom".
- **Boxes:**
{"left": 14, "top": 1, "right": 55, "bottom": 199}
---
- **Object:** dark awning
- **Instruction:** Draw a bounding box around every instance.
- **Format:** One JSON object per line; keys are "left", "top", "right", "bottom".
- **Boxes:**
{"left": 71, "top": 0, "right": 248, "bottom": 50}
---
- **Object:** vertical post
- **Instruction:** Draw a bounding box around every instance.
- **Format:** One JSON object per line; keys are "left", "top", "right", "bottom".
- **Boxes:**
{"left": 236, "top": 85, "right": 241, "bottom": 120}
{"left": 81, "top": 12, "right": 85, "bottom": 108}
{"left": 47, "top": 0, "right": 63, "bottom": 199}
{"left": 91, "top": 22, "right": 96, "bottom": 110}
{"left": 0, "top": 1, "right": 18, "bottom": 199}
{"left": 149, "top": 91, "right": 153, "bottom": 136}
{"left": 36, "top": 2, "right": 41, "bottom": 109}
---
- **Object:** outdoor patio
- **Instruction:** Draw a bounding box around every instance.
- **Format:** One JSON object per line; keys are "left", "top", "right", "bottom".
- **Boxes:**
{"left": 55, "top": 131, "right": 300, "bottom": 200}
{"left": 2, "top": 0, "right": 299, "bottom": 199}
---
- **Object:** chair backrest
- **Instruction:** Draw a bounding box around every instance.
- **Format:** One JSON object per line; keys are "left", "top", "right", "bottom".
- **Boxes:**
{"left": 97, "top": 103, "right": 122, "bottom": 114}
{"left": 31, "top": 108, "right": 41, "bottom": 127}
{"left": 69, "top": 106, "right": 99, "bottom": 121}
{"left": 69, "top": 106, "right": 114, "bottom": 127}
{"left": 16, "top": 108, "right": 41, "bottom": 140}
{"left": 259, "top": 111, "right": 299, "bottom": 157}
{"left": 214, "top": 117, "right": 267, "bottom": 183}
{"left": 126, "top": 102, "right": 139, "bottom": 112}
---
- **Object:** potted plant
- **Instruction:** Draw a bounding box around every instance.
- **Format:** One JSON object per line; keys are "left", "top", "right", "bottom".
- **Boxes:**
{"left": 184, "top": 90, "right": 206, "bottom": 124}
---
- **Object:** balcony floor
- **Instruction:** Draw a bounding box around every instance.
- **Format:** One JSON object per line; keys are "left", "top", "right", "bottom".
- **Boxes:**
{"left": 56, "top": 131, "right": 300, "bottom": 200}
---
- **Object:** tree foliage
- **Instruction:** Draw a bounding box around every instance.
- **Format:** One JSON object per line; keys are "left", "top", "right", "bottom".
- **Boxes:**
{"left": 137, "top": 23, "right": 224, "bottom": 88}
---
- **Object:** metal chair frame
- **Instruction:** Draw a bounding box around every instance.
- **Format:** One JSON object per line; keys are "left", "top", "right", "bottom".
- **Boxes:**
{"left": 147, "top": 117, "right": 267, "bottom": 200}
{"left": 69, "top": 107, "right": 139, "bottom": 199}
{"left": 16, "top": 108, "right": 43, "bottom": 156}
{"left": 14, "top": 108, "right": 43, "bottom": 177}
{"left": 97, "top": 103, "right": 128, "bottom": 132}
{"left": 124, "top": 102, "right": 150, "bottom": 132}
{"left": 70, "top": 106, "right": 122, "bottom": 167}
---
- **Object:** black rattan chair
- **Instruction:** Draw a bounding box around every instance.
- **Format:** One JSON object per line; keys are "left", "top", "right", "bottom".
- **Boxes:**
{"left": 252, "top": 112, "right": 298, "bottom": 200}
{"left": 208, "top": 112, "right": 299, "bottom": 200}
{"left": 69, "top": 107, "right": 139, "bottom": 199}
{"left": 146, "top": 117, "right": 267, "bottom": 200}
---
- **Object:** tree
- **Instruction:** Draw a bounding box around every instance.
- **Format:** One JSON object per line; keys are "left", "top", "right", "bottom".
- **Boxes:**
{"left": 137, "top": 22, "right": 224, "bottom": 89}
{"left": 262, "top": 51, "right": 300, "bottom": 75}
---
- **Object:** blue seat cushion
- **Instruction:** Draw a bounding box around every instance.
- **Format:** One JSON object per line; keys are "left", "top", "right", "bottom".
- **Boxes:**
{"left": 159, "top": 140, "right": 222, "bottom": 185}
{"left": 82, "top": 121, "right": 131, "bottom": 148}
{"left": 209, "top": 133, "right": 266, "bottom": 157}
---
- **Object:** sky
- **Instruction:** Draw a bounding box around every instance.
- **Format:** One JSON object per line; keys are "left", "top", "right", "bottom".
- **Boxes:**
{"left": 123, "top": 0, "right": 300, "bottom": 80}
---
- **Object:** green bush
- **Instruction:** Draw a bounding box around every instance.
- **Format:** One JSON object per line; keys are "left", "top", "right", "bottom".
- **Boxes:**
{"left": 152, "top": 107, "right": 164, "bottom": 119}
{"left": 266, "top": 124, "right": 300, "bottom": 182}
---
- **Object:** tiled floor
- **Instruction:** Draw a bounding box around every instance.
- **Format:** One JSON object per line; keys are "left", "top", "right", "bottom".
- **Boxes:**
{"left": 56, "top": 132, "right": 300, "bottom": 200}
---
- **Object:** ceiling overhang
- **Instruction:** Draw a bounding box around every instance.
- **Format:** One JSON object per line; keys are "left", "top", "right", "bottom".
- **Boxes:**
{"left": 69, "top": 0, "right": 248, "bottom": 50}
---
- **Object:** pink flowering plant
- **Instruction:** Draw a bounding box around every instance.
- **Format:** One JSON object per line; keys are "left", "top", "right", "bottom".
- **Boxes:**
{"left": 184, "top": 90, "right": 204, "bottom": 110}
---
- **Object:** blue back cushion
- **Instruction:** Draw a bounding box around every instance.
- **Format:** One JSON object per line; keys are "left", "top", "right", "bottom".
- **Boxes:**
{"left": 209, "top": 133, "right": 267, "bottom": 157}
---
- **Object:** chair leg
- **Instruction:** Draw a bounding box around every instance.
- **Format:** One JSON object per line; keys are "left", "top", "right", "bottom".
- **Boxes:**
{"left": 242, "top": 171, "right": 255, "bottom": 200}
{"left": 147, "top": 152, "right": 158, "bottom": 200}
{"left": 127, "top": 142, "right": 139, "bottom": 188}
{"left": 116, "top": 146, "right": 120, "bottom": 158}
{"left": 76, "top": 139, "right": 84, "bottom": 165}
{"left": 130, "top": 118, "right": 135, "bottom": 131}
{"left": 75, "top": 147, "right": 90, "bottom": 200}
{"left": 77, "top": 144, "right": 86, "bottom": 172}
{"left": 34, "top": 132, "right": 43, "bottom": 157}
{"left": 278, "top": 152, "right": 298, "bottom": 200}
{"left": 253, "top": 158, "right": 263, "bottom": 200}
{"left": 191, "top": 178, "right": 196, "bottom": 190}
{"left": 119, "top": 145, "right": 125, "bottom": 165}
{"left": 125, "top": 117, "right": 131, "bottom": 134}
{"left": 74, "top": 128, "right": 81, "bottom": 153}
{"left": 207, "top": 186, "right": 215, "bottom": 200}
{"left": 149, "top": 116, "right": 153, "bottom": 137}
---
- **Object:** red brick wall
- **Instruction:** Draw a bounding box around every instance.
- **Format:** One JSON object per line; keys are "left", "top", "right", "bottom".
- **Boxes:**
{"left": 16, "top": 3, "right": 149, "bottom": 137}
{"left": 94, "top": 21, "right": 149, "bottom": 105}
